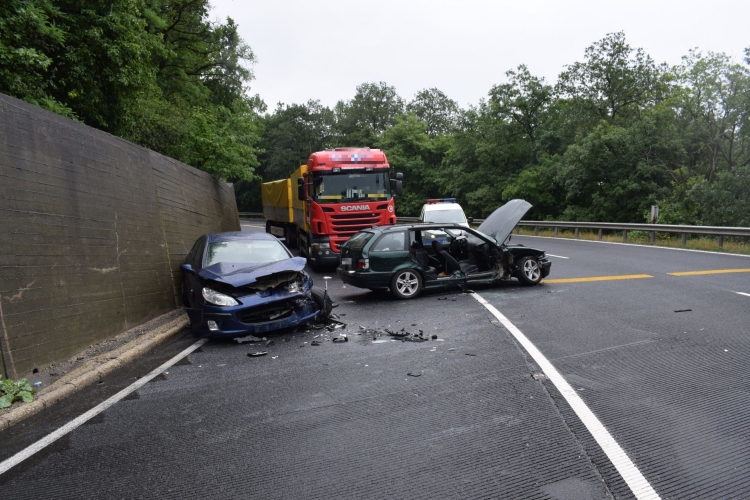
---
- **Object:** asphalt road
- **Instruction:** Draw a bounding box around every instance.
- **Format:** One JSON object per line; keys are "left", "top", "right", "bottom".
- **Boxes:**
{"left": 1, "top": 222, "right": 749, "bottom": 499}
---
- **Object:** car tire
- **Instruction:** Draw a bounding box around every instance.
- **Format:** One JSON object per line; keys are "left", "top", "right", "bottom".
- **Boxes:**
{"left": 311, "top": 286, "right": 332, "bottom": 317}
{"left": 516, "top": 256, "right": 542, "bottom": 285}
{"left": 390, "top": 269, "right": 423, "bottom": 299}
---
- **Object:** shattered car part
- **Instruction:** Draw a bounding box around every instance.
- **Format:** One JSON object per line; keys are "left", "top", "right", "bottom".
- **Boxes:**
{"left": 235, "top": 335, "right": 262, "bottom": 344}
{"left": 247, "top": 351, "right": 268, "bottom": 357}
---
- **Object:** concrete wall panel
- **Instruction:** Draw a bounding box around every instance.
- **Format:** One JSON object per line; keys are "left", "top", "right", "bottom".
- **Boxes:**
{"left": 0, "top": 94, "right": 240, "bottom": 378}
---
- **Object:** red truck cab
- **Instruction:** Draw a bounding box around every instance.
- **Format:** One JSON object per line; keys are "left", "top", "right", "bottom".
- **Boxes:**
{"left": 298, "top": 148, "right": 402, "bottom": 268}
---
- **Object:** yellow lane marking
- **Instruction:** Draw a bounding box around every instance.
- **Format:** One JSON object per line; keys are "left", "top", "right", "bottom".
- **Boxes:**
{"left": 668, "top": 268, "right": 750, "bottom": 276}
{"left": 544, "top": 274, "right": 653, "bottom": 284}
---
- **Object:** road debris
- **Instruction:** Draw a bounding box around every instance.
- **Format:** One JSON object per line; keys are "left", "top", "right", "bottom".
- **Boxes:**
{"left": 332, "top": 336, "right": 348, "bottom": 343}
{"left": 265, "top": 340, "right": 275, "bottom": 347}
{"left": 407, "top": 372, "right": 422, "bottom": 377}
{"left": 311, "top": 341, "right": 322, "bottom": 346}
{"left": 247, "top": 351, "right": 268, "bottom": 357}
{"left": 235, "top": 334, "right": 262, "bottom": 344}
{"left": 674, "top": 309, "right": 692, "bottom": 313}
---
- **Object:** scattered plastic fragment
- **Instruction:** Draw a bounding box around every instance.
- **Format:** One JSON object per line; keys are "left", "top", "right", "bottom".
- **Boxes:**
{"left": 431, "top": 335, "right": 437, "bottom": 340}
{"left": 235, "top": 334, "right": 262, "bottom": 344}
{"left": 271, "top": 356, "right": 279, "bottom": 359}
{"left": 247, "top": 351, "right": 268, "bottom": 357}
{"left": 674, "top": 309, "right": 692, "bottom": 313}
{"left": 32, "top": 368, "right": 38, "bottom": 374}
{"left": 372, "top": 340, "right": 390, "bottom": 344}
{"left": 311, "top": 341, "right": 322, "bottom": 346}
{"left": 465, "top": 353, "right": 476, "bottom": 356}
{"left": 332, "top": 336, "right": 348, "bottom": 343}
{"left": 33, "top": 381, "right": 42, "bottom": 387}
{"left": 265, "top": 340, "right": 275, "bottom": 347}
{"left": 407, "top": 372, "right": 422, "bottom": 377}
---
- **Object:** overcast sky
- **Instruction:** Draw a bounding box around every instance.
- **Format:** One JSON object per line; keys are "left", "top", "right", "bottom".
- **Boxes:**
{"left": 209, "top": 0, "right": 750, "bottom": 111}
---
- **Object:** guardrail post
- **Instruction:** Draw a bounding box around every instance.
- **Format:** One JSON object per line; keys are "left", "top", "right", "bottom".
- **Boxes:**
{"left": 622, "top": 230, "right": 627, "bottom": 243}
{"left": 598, "top": 229, "right": 603, "bottom": 240}
{"left": 718, "top": 235, "right": 724, "bottom": 248}
{"left": 534, "top": 226, "right": 538, "bottom": 236}
{"left": 554, "top": 227, "right": 558, "bottom": 237}
{"left": 650, "top": 231, "right": 655, "bottom": 244}
{"left": 681, "top": 234, "right": 687, "bottom": 246}
{"left": 516, "top": 227, "right": 521, "bottom": 235}
{"left": 574, "top": 228, "right": 579, "bottom": 239}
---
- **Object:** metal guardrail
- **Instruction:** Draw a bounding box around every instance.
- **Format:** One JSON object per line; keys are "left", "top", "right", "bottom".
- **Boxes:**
{"left": 238, "top": 212, "right": 264, "bottom": 220}
{"left": 397, "top": 217, "right": 749, "bottom": 248}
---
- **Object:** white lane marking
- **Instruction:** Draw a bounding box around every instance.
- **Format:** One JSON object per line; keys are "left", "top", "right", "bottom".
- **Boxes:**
{"left": 0, "top": 338, "right": 208, "bottom": 476}
{"left": 546, "top": 254, "right": 569, "bottom": 259}
{"left": 471, "top": 293, "right": 660, "bottom": 500}
{"left": 735, "top": 292, "right": 750, "bottom": 298}
{"left": 516, "top": 235, "right": 750, "bottom": 258}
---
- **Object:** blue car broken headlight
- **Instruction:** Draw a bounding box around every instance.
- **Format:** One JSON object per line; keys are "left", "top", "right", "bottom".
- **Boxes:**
{"left": 202, "top": 287, "right": 239, "bottom": 306}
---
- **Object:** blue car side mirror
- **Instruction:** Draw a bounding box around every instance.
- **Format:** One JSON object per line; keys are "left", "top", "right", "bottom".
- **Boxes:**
{"left": 181, "top": 263, "right": 193, "bottom": 272}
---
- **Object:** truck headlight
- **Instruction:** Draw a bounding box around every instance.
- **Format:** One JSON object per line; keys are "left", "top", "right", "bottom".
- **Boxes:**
{"left": 202, "top": 287, "right": 239, "bottom": 306}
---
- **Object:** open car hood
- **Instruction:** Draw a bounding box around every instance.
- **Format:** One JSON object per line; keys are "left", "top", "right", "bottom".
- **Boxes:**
{"left": 198, "top": 257, "right": 307, "bottom": 288}
{"left": 477, "top": 199, "right": 532, "bottom": 244}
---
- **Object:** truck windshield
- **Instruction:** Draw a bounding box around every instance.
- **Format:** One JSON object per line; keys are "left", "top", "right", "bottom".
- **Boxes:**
{"left": 312, "top": 172, "right": 392, "bottom": 203}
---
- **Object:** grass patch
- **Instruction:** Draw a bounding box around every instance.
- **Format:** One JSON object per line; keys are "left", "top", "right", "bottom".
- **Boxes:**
{"left": 514, "top": 227, "right": 750, "bottom": 255}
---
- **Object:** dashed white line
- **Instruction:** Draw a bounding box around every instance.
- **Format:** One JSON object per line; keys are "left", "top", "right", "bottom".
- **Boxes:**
{"left": 0, "top": 338, "right": 208, "bottom": 476}
{"left": 471, "top": 292, "right": 660, "bottom": 500}
{"left": 546, "top": 254, "right": 569, "bottom": 259}
{"left": 735, "top": 292, "right": 750, "bottom": 298}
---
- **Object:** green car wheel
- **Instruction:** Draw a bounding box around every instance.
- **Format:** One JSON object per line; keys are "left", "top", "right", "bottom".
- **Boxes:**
{"left": 516, "top": 256, "right": 542, "bottom": 285}
{"left": 390, "top": 269, "right": 423, "bottom": 299}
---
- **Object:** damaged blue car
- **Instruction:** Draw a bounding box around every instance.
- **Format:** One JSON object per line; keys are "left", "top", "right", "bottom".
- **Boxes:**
{"left": 181, "top": 232, "right": 331, "bottom": 337}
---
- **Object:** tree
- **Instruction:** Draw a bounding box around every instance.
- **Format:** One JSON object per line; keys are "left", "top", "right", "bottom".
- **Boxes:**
{"left": 488, "top": 65, "right": 552, "bottom": 158}
{"left": 557, "top": 32, "right": 665, "bottom": 125}
{"left": 335, "top": 82, "right": 405, "bottom": 145}
{"left": 406, "top": 88, "right": 460, "bottom": 137}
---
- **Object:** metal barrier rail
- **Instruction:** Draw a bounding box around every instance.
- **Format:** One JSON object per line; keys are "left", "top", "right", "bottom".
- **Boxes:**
{"left": 397, "top": 217, "right": 749, "bottom": 248}
{"left": 238, "top": 212, "right": 264, "bottom": 220}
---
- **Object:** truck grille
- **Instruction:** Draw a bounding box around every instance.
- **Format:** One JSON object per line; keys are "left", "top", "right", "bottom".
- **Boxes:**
{"left": 328, "top": 213, "right": 383, "bottom": 251}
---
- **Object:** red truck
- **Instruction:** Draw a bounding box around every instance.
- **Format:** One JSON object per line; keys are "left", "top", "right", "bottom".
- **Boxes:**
{"left": 262, "top": 148, "right": 403, "bottom": 268}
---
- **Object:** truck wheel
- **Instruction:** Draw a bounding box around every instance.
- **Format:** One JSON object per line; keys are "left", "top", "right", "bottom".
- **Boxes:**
{"left": 285, "top": 226, "right": 297, "bottom": 248}
{"left": 265, "top": 220, "right": 272, "bottom": 234}
{"left": 311, "top": 287, "right": 332, "bottom": 318}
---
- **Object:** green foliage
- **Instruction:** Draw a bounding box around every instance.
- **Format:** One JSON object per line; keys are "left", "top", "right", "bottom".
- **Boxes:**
{"left": 0, "top": 0, "right": 263, "bottom": 181}
{"left": 0, "top": 377, "right": 36, "bottom": 408}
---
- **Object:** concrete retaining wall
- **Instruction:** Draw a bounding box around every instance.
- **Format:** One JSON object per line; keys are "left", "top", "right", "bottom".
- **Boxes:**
{"left": 0, "top": 93, "right": 239, "bottom": 378}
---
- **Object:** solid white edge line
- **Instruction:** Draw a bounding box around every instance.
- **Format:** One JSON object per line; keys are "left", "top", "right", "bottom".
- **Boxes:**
{"left": 546, "top": 254, "right": 569, "bottom": 259}
{"left": 471, "top": 293, "right": 660, "bottom": 500}
{"left": 515, "top": 234, "right": 750, "bottom": 258}
{"left": 735, "top": 292, "right": 750, "bottom": 297}
{"left": 0, "top": 338, "right": 208, "bottom": 476}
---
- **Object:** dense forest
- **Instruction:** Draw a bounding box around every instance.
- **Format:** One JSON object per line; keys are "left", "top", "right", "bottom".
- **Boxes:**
{"left": 2, "top": 1, "right": 749, "bottom": 226}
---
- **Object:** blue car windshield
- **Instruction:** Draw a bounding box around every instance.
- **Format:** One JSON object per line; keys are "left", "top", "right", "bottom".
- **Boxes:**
{"left": 205, "top": 240, "right": 290, "bottom": 267}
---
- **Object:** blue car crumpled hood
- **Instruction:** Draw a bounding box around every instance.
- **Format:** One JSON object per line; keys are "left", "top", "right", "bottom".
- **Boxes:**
{"left": 198, "top": 257, "right": 307, "bottom": 289}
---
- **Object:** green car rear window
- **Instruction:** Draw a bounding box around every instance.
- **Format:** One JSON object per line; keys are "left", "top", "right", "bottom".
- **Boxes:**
{"left": 346, "top": 231, "right": 375, "bottom": 249}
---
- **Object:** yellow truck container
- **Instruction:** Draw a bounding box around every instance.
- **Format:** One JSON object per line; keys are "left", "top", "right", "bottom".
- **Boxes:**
{"left": 261, "top": 166, "right": 308, "bottom": 245}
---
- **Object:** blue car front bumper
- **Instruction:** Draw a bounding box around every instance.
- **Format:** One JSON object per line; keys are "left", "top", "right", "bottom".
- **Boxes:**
{"left": 186, "top": 288, "right": 321, "bottom": 338}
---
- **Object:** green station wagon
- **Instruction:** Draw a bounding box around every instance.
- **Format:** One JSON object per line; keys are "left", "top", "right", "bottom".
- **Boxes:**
{"left": 337, "top": 200, "right": 551, "bottom": 299}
